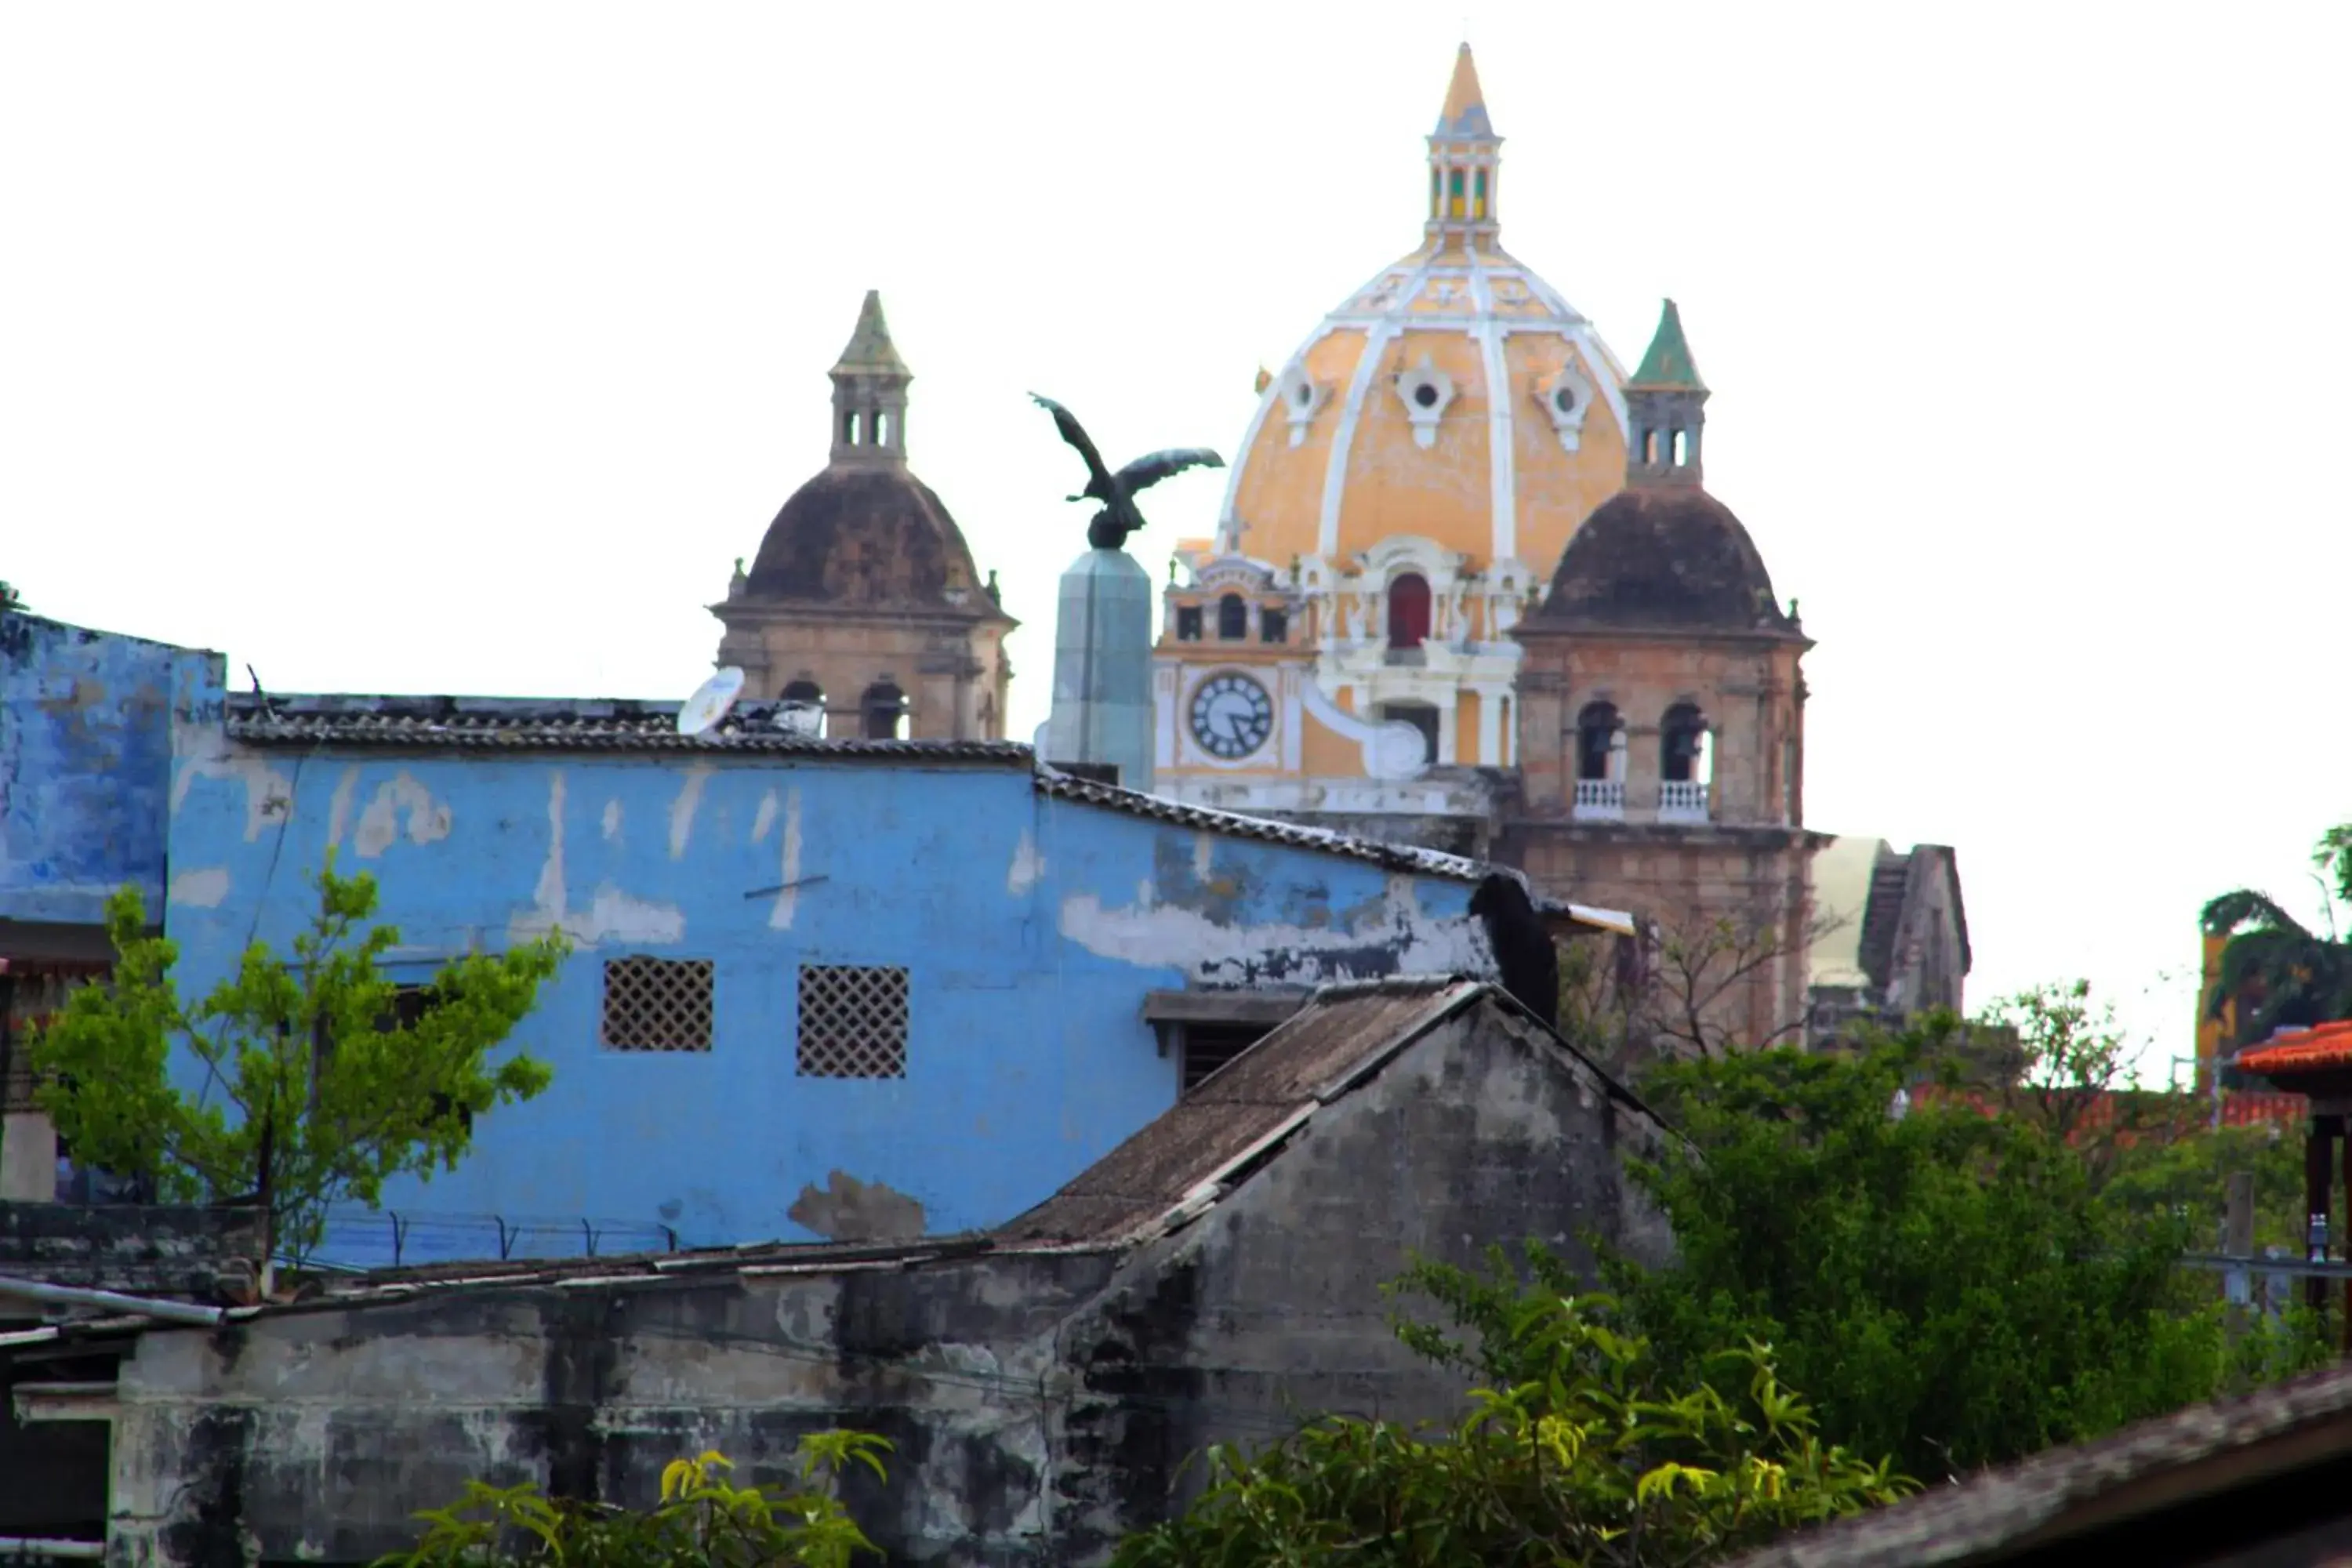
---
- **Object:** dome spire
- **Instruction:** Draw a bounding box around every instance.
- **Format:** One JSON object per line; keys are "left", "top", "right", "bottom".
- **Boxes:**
{"left": 1629, "top": 298, "right": 1706, "bottom": 392}
{"left": 829, "top": 289, "right": 912, "bottom": 467}
{"left": 1425, "top": 44, "right": 1502, "bottom": 244}
{"left": 1625, "top": 299, "right": 1711, "bottom": 487}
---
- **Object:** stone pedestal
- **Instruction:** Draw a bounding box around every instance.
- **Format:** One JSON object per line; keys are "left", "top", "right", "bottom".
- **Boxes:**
{"left": 1043, "top": 548, "right": 1155, "bottom": 792}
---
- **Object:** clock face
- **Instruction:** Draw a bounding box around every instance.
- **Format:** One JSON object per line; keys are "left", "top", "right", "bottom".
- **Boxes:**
{"left": 1189, "top": 672, "right": 1275, "bottom": 760}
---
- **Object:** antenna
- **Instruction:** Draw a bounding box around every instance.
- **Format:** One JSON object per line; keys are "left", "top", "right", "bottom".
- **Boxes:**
{"left": 677, "top": 666, "right": 747, "bottom": 737}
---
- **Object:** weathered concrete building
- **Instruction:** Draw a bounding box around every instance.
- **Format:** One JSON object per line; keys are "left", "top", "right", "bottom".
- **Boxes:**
{"left": 166, "top": 684, "right": 1535, "bottom": 1265}
{"left": 1, "top": 608, "right": 220, "bottom": 1203}
{"left": 0, "top": 978, "right": 1675, "bottom": 1565}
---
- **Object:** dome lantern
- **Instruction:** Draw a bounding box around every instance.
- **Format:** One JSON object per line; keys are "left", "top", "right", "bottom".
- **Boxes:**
{"left": 829, "top": 289, "right": 912, "bottom": 467}
{"left": 1624, "top": 299, "right": 1709, "bottom": 488}
{"left": 1426, "top": 43, "right": 1502, "bottom": 245}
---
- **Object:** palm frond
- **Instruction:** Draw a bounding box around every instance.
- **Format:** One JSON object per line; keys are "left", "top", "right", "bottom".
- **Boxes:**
{"left": 2200, "top": 889, "right": 2310, "bottom": 939}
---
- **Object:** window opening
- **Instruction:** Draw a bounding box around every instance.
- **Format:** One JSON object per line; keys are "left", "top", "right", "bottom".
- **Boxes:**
{"left": 1472, "top": 168, "right": 1488, "bottom": 218}
{"left": 841, "top": 411, "right": 859, "bottom": 446}
{"left": 1671, "top": 429, "right": 1688, "bottom": 466}
{"left": 1412, "top": 381, "right": 1440, "bottom": 409}
{"left": 797, "top": 964, "right": 909, "bottom": 1079}
{"left": 1577, "top": 702, "right": 1622, "bottom": 781}
{"left": 1175, "top": 604, "right": 1203, "bottom": 641}
{"left": 1662, "top": 703, "right": 1711, "bottom": 783}
{"left": 1182, "top": 1023, "right": 1268, "bottom": 1092}
{"left": 780, "top": 679, "right": 823, "bottom": 705}
{"left": 873, "top": 412, "right": 891, "bottom": 447}
{"left": 1260, "top": 607, "right": 1288, "bottom": 644}
{"left": 1217, "top": 593, "right": 1248, "bottom": 640}
{"left": 860, "top": 682, "right": 906, "bottom": 739}
{"left": 600, "top": 957, "right": 715, "bottom": 1053}
{"left": 1387, "top": 573, "right": 1432, "bottom": 649}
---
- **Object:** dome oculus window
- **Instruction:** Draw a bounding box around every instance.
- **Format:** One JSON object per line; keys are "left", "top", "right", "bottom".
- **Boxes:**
{"left": 1534, "top": 362, "right": 1596, "bottom": 452}
{"left": 1392, "top": 357, "right": 1455, "bottom": 448}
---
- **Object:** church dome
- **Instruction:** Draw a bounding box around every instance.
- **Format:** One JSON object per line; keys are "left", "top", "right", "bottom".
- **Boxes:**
{"left": 737, "top": 291, "right": 1004, "bottom": 619}
{"left": 1213, "top": 45, "right": 1630, "bottom": 579}
{"left": 746, "top": 465, "right": 988, "bottom": 609}
{"left": 1536, "top": 486, "right": 1795, "bottom": 636}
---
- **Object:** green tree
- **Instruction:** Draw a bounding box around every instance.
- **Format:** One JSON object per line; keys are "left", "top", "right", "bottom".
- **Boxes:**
{"left": 1112, "top": 1263, "right": 1910, "bottom": 1567}
{"left": 2203, "top": 823, "right": 2352, "bottom": 1046}
{"left": 383, "top": 1436, "right": 890, "bottom": 1567}
{"left": 31, "top": 858, "right": 567, "bottom": 1287}
{"left": 1607, "top": 1019, "right": 2246, "bottom": 1482}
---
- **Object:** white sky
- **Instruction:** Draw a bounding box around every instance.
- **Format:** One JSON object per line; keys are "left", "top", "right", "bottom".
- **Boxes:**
{"left": 5, "top": 2, "right": 2347, "bottom": 1075}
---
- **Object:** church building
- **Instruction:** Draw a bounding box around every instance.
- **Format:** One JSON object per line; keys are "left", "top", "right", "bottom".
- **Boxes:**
{"left": 1138, "top": 45, "right": 1967, "bottom": 1047}
{"left": 711, "top": 292, "right": 1016, "bottom": 742}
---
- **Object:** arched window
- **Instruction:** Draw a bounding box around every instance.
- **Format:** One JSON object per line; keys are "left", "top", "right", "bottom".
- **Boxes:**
{"left": 1217, "top": 593, "right": 1248, "bottom": 640}
{"left": 841, "top": 411, "right": 860, "bottom": 446}
{"left": 1576, "top": 702, "right": 1622, "bottom": 782}
{"left": 1671, "top": 429, "right": 1689, "bottom": 466}
{"left": 1387, "top": 572, "right": 1431, "bottom": 650}
{"left": 1661, "top": 703, "right": 1711, "bottom": 783}
{"left": 860, "top": 681, "right": 906, "bottom": 740}
{"left": 873, "top": 412, "right": 891, "bottom": 448}
{"left": 780, "top": 680, "right": 822, "bottom": 706}
{"left": 1472, "top": 168, "right": 1488, "bottom": 219}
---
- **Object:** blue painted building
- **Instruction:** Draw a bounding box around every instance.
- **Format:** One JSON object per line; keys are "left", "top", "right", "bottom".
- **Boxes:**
{"left": 166, "top": 691, "right": 1497, "bottom": 1264}
{"left": 1, "top": 609, "right": 220, "bottom": 1202}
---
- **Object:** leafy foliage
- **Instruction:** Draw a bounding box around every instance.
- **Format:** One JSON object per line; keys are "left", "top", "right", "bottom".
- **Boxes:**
{"left": 0, "top": 579, "right": 23, "bottom": 613}
{"left": 382, "top": 1436, "right": 890, "bottom": 1567}
{"left": 1608, "top": 1015, "right": 2318, "bottom": 1482}
{"left": 2202, "top": 823, "right": 2352, "bottom": 1045}
{"left": 30, "top": 859, "right": 566, "bottom": 1281}
{"left": 1111, "top": 1262, "right": 1910, "bottom": 1568}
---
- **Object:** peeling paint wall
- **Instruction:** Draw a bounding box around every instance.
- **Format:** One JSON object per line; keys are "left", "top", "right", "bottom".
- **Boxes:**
{"left": 0, "top": 612, "right": 223, "bottom": 927}
{"left": 163, "top": 721, "right": 1489, "bottom": 1264}
{"left": 103, "top": 1254, "right": 1117, "bottom": 1566}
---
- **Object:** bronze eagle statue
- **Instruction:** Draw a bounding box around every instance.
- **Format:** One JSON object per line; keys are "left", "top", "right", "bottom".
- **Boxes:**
{"left": 1030, "top": 394, "right": 1225, "bottom": 550}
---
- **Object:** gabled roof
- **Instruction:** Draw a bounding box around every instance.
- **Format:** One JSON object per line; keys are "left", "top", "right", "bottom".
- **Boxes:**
{"left": 998, "top": 977, "right": 1487, "bottom": 1247}
{"left": 1729, "top": 1363, "right": 2352, "bottom": 1568}
{"left": 998, "top": 976, "right": 1660, "bottom": 1248}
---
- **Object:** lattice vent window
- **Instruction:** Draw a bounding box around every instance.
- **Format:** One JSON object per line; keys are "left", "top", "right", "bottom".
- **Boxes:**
{"left": 797, "top": 964, "right": 909, "bottom": 1079}
{"left": 600, "top": 957, "right": 715, "bottom": 1052}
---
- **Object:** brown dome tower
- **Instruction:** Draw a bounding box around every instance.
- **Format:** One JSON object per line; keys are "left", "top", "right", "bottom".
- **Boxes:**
{"left": 1507, "top": 300, "right": 1825, "bottom": 1052}
{"left": 712, "top": 292, "right": 1015, "bottom": 739}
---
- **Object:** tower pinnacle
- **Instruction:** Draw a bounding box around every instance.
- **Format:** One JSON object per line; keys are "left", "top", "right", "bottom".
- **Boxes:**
{"left": 828, "top": 290, "right": 911, "bottom": 466}
{"left": 1625, "top": 299, "right": 1711, "bottom": 486}
{"left": 1425, "top": 44, "right": 1502, "bottom": 242}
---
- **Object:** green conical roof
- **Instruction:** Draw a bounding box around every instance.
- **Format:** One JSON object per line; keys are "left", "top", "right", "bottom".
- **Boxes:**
{"left": 1628, "top": 298, "right": 1705, "bottom": 390}
{"left": 832, "top": 289, "right": 909, "bottom": 379}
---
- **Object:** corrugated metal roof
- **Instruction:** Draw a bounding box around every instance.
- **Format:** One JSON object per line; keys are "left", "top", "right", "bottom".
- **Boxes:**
{"left": 997, "top": 976, "right": 1488, "bottom": 1247}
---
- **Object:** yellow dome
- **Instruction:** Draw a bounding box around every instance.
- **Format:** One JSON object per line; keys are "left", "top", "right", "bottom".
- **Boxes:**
{"left": 1216, "top": 45, "right": 1630, "bottom": 584}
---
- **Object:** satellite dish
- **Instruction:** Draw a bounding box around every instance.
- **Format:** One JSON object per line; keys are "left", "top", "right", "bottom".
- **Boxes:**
{"left": 1367, "top": 720, "right": 1431, "bottom": 782}
{"left": 677, "top": 666, "right": 746, "bottom": 736}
